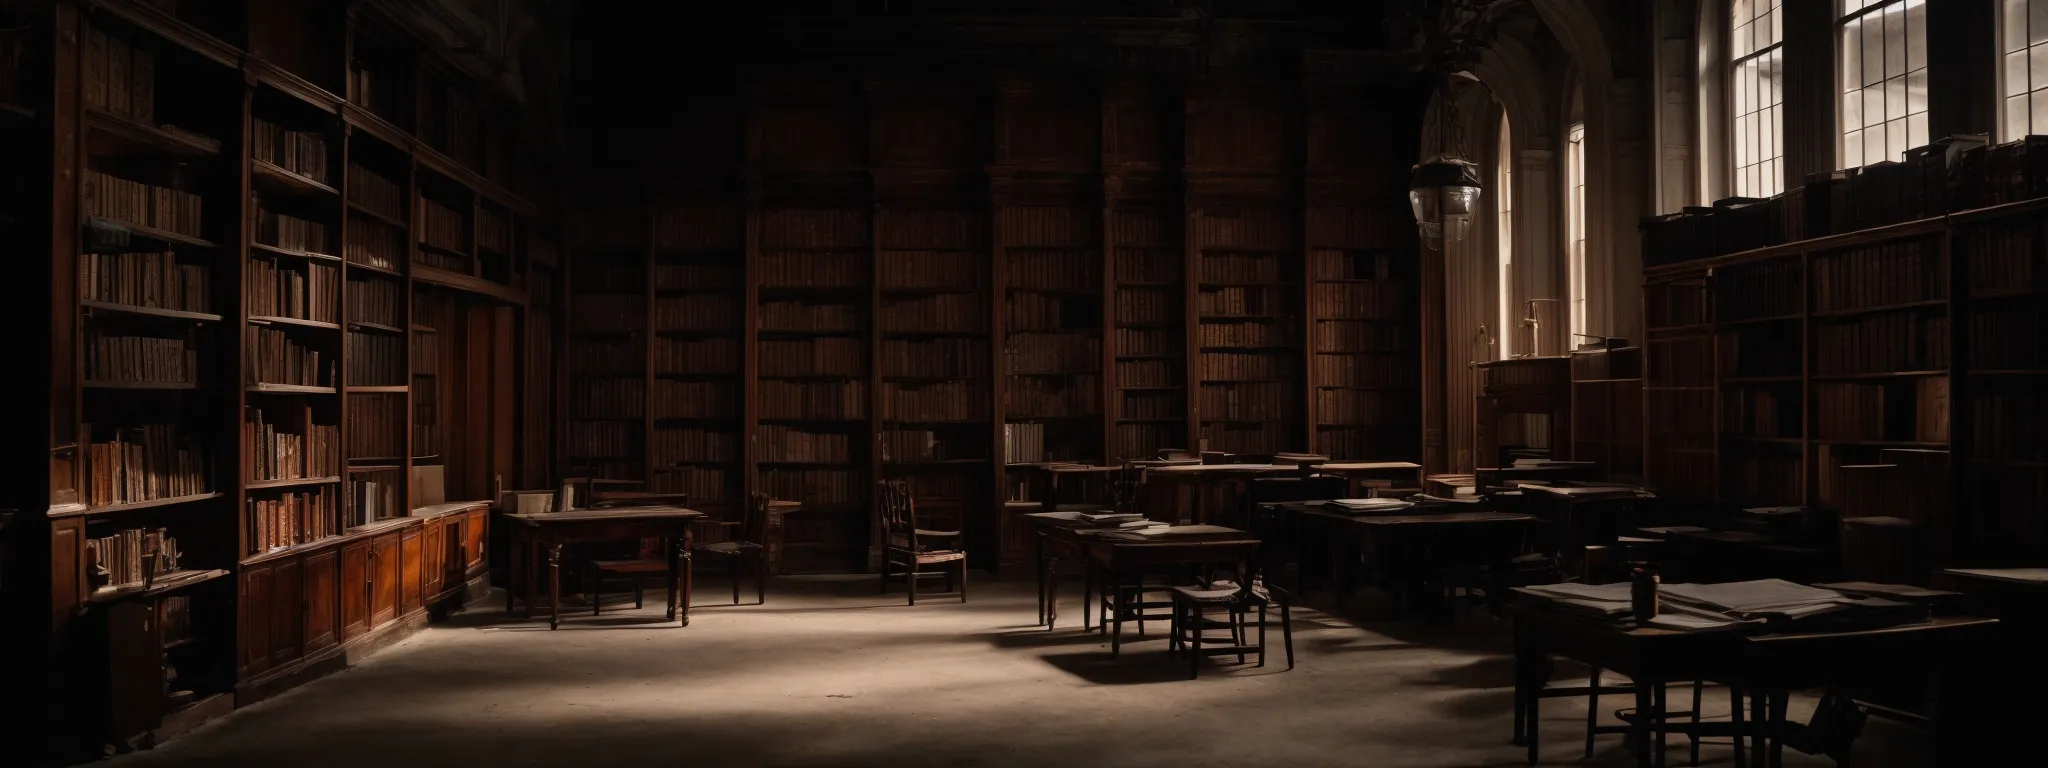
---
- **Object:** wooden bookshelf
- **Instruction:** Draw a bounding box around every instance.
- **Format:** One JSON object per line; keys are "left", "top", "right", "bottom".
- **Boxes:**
{"left": 650, "top": 200, "right": 745, "bottom": 507}
{"left": 875, "top": 206, "right": 992, "bottom": 522}
{"left": 1192, "top": 210, "right": 1301, "bottom": 455}
{"left": 27, "top": 2, "right": 556, "bottom": 754}
{"left": 565, "top": 202, "right": 647, "bottom": 482}
{"left": 1109, "top": 205, "right": 1189, "bottom": 462}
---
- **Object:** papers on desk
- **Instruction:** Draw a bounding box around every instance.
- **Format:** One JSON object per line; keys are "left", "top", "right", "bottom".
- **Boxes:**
{"left": 1024, "top": 510, "right": 1091, "bottom": 522}
{"left": 1078, "top": 511, "right": 1144, "bottom": 524}
{"left": 1942, "top": 568, "right": 2048, "bottom": 586}
{"left": 1412, "top": 493, "right": 1484, "bottom": 504}
{"left": 1519, "top": 578, "right": 1929, "bottom": 632}
{"left": 1320, "top": 498, "right": 1416, "bottom": 514}
{"left": 1099, "top": 524, "right": 1240, "bottom": 541}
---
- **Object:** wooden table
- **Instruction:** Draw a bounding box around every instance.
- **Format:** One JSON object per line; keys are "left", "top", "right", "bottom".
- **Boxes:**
{"left": 1024, "top": 511, "right": 1126, "bottom": 630}
{"left": 1085, "top": 527, "right": 1261, "bottom": 658}
{"left": 506, "top": 506, "right": 704, "bottom": 629}
{"left": 1510, "top": 599, "right": 1997, "bottom": 768}
{"left": 1274, "top": 501, "right": 1535, "bottom": 613}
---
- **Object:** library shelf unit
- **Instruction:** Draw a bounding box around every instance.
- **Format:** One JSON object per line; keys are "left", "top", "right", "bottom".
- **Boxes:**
{"left": 25, "top": 1, "right": 556, "bottom": 755}
{"left": 1643, "top": 185, "right": 2048, "bottom": 579}
{"left": 556, "top": 72, "right": 1424, "bottom": 578}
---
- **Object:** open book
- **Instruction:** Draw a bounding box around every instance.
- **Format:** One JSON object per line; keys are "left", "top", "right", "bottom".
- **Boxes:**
{"left": 1321, "top": 498, "right": 1416, "bottom": 513}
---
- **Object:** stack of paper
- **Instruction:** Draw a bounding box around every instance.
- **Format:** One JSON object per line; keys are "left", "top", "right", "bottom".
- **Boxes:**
{"left": 1079, "top": 511, "right": 1144, "bottom": 524}
{"left": 1322, "top": 498, "right": 1415, "bottom": 514}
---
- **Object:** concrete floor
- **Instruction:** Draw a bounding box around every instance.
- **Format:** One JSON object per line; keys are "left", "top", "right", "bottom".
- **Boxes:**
{"left": 109, "top": 576, "right": 1927, "bottom": 768}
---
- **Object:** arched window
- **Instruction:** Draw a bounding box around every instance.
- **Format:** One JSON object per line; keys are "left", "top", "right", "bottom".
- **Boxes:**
{"left": 1732, "top": 0, "right": 1785, "bottom": 197}
{"left": 1496, "top": 112, "right": 1514, "bottom": 359}
{"left": 1999, "top": 0, "right": 2048, "bottom": 139}
{"left": 1566, "top": 122, "right": 1587, "bottom": 343}
{"left": 1838, "top": 0, "right": 1928, "bottom": 167}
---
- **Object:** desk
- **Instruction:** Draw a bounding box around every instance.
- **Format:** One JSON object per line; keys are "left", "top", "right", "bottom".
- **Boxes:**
{"left": 506, "top": 506, "right": 704, "bottom": 629}
{"left": 1314, "top": 461, "right": 1427, "bottom": 495}
{"left": 1284, "top": 503, "right": 1535, "bottom": 614}
{"left": 1143, "top": 463, "right": 1321, "bottom": 524}
{"left": 1510, "top": 599, "right": 1995, "bottom": 768}
{"left": 1024, "top": 511, "right": 1125, "bottom": 629}
{"left": 1086, "top": 528, "right": 1261, "bottom": 658}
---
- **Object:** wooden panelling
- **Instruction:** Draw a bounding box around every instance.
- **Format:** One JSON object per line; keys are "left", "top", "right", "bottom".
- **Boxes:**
{"left": 463, "top": 509, "right": 487, "bottom": 575}
{"left": 238, "top": 566, "right": 273, "bottom": 678}
{"left": 301, "top": 548, "right": 338, "bottom": 655}
{"left": 369, "top": 533, "right": 398, "bottom": 628}
{"left": 399, "top": 526, "right": 422, "bottom": 615}
{"left": 870, "top": 79, "right": 983, "bottom": 170}
{"left": 339, "top": 540, "right": 369, "bottom": 640}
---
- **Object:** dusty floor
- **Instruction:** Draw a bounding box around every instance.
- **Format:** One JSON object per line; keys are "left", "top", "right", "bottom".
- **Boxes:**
{"left": 108, "top": 576, "right": 1925, "bottom": 767}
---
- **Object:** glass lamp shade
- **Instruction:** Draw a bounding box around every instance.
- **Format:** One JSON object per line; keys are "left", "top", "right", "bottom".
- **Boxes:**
{"left": 1409, "top": 154, "right": 1484, "bottom": 249}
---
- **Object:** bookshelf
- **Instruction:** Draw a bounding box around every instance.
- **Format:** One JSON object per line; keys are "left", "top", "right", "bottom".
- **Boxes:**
{"left": 876, "top": 207, "right": 992, "bottom": 519}
{"left": 28, "top": 2, "right": 557, "bottom": 754}
{"left": 651, "top": 201, "right": 745, "bottom": 507}
{"left": 566, "top": 203, "right": 647, "bottom": 482}
{"left": 1306, "top": 218, "right": 1420, "bottom": 460}
{"left": 1192, "top": 209, "right": 1301, "bottom": 455}
{"left": 1109, "top": 207, "right": 1188, "bottom": 461}
{"left": 1641, "top": 140, "right": 2048, "bottom": 576}
{"left": 999, "top": 206, "right": 1103, "bottom": 466}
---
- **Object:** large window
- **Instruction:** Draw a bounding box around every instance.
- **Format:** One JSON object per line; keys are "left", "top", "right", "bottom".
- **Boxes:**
{"left": 1497, "top": 113, "right": 1514, "bottom": 359}
{"left": 1732, "top": 0, "right": 1785, "bottom": 197}
{"left": 2000, "top": 0, "right": 2048, "bottom": 139}
{"left": 1839, "top": 0, "right": 1928, "bottom": 168}
{"left": 1566, "top": 123, "right": 1587, "bottom": 344}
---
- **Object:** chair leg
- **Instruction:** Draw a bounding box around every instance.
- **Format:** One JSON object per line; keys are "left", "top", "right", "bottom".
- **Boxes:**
{"left": 907, "top": 563, "right": 918, "bottom": 606}
{"left": 756, "top": 552, "right": 767, "bottom": 605}
{"left": 590, "top": 563, "right": 603, "bottom": 616}
{"left": 957, "top": 559, "right": 968, "bottom": 603}
{"left": 731, "top": 554, "right": 741, "bottom": 605}
{"left": 878, "top": 559, "right": 890, "bottom": 594}
{"left": 1111, "top": 573, "right": 1125, "bottom": 658}
{"left": 1586, "top": 667, "right": 1602, "bottom": 760}
{"left": 1187, "top": 605, "right": 1202, "bottom": 680}
{"left": 633, "top": 576, "right": 643, "bottom": 609}
{"left": 1281, "top": 601, "right": 1295, "bottom": 670}
{"left": 1690, "top": 679, "right": 1705, "bottom": 766}
{"left": 1256, "top": 603, "right": 1268, "bottom": 668}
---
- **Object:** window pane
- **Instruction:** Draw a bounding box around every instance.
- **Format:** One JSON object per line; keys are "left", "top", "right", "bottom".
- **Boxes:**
{"left": 2034, "top": 98, "right": 2048, "bottom": 136}
{"left": 1909, "top": 115, "right": 1926, "bottom": 150}
{"left": 1863, "top": 18, "right": 1884, "bottom": 86}
{"left": 1906, "top": 0, "right": 1927, "bottom": 71}
{"left": 1734, "top": 20, "right": 1752, "bottom": 59}
{"left": 1887, "top": 117, "right": 1907, "bottom": 158}
{"left": 1771, "top": 7, "right": 1782, "bottom": 47}
{"left": 1865, "top": 89, "right": 1884, "bottom": 129}
{"left": 1884, "top": 3, "right": 1907, "bottom": 78}
{"left": 2034, "top": 0, "right": 2048, "bottom": 46}
{"left": 2034, "top": 89, "right": 2048, "bottom": 135}
{"left": 1907, "top": 68, "right": 1928, "bottom": 116}
{"left": 1843, "top": 24, "right": 1862, "bottom": 91}
{"left": 2032, "top": 44, "right": 2048, "bottom": 96}
{"left": 1845, "top": 129, "right": 1864, "bottom": 167}
{"left": 2009, "top": 50, "right": 2031, "bottom": 98}
{"left": 1844, "top": 90, "right": 1863, "bottom": 130}
{"left": 1765, "top": 48, "right": 1783, "bottom": 105}
{"left": 2009, "top": 0, "right": 2031, "bottom": 52}
{"left": 2008, "top": 95, "right": 2031, "bottom": 140}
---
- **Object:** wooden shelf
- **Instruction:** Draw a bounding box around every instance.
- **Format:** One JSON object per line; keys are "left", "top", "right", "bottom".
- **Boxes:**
{"left": 250, "top": 242, "right": 343, "bottom": 263}
{"left": 81, "top": 300, "right": 223, "bottom": 323}
{"left": 348, "top": 320, "right": 405, "bottom": 334}
{"left": 84, "top": 380, "right": 199, "bottom": 390}
{"left": 85, "top": 217, "right": 215, "bottom": 250}
{"left": 84, "top": 108, "right": 222, "bottom": 158}
{"left": 70, "top": 492, "right": 226, "bottom": 518}
{"left": 86, "top": 569, "right": 231, "bottom": 605}
{"left": 345, "top": 384, "right": 408, "bottom": 393}
{"left": 247, "top": 383, "right": 338, "bottom": 395}
{"left": 251, "top": 159, "right": 340, "bottom": 198}
{"left": 250, "top": 315, "right": 342, "bottom": 331}
{"left": 344, "top": 259, "right": 405, "bottom": 279}
{"left": 247, "top": 476, "right": 342, "bottom": 490}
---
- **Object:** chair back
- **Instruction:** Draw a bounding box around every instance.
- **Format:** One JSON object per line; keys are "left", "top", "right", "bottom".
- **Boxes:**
{"left": 876, "top": 480, "right": 916, "bottom": 550}
{"left": 741, "top": 492, "right": 771, "bottom": 545}
{"left": 1109, "top": 466, "right": 1145, "bottom": 514}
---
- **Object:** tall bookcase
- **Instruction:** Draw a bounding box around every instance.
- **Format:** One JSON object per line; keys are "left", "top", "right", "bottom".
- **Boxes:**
{"left": 651, "top": 201, "right": 746, "bottom": 504}
{"left": 29, "top": 2, "right": 557, "bottom": 753}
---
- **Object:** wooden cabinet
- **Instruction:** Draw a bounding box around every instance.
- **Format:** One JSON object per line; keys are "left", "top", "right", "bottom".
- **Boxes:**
{"left": 302, "top": 549, "right": 339, "bottom": 655}
{"left": 399, "top": 527, "right": 423, "bottom": 615}
{"left": 236, "top": 560, "right": 301, "bottom": 677}
{"left": 340, "top": 540, "right": 370, "bottom": 641}
{"left": 268, "top": 557, "right": 303, "bottom": 669}
{"left": 422, "top": 517, "right": 446, "bottom": 599}
{"left": 463, "top": 509, "right": 487, "bottom": 577}
{"left": 237, "top": 566, "right": 273, "bottom": 679}
{"left": 370, "top": 533, "right": 399, "bottom": 629}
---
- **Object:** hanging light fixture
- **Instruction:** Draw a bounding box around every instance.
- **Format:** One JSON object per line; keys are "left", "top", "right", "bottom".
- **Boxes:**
{"left": 1405, "top": 1, "right": 1497, "bottom": 250}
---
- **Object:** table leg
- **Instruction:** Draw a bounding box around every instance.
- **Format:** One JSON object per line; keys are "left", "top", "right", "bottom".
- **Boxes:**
{"left": 1730, "top": 682, "right": 1747, "bottom": 768}
{"left": 1082, "top": 556, "right": 1095, "bottom": 631}
{"left": 1045, "top": 554, "right": 1061, "bottom": 631}
{"left": 546, "top": 543, "right": 562, "bottom": 630}
{"left": 505, "top": 531, "right": 519, "bottom": 614}
{"left": 1766, "top": 691, "right": 1786, "bottom": 768}
{"left": 523, "top": 538, "right": 538, "bottom": 619}
{"left": 1749, "top": 692, "right": 1767, "bottom": 768}
{"left": 1035, "top": 533, "right": 1047, "bottom": 627}
{"left": 1111, "top": 570, "right": 1125, "bottom": 658}
{"left": 1632, "top": 684, "right": 1655, "bottom": 768}
{"left": 1654, "top": 682, "right": 1668, "bottom": 768}
{"left": 676, "top": 527, "right": 694, "bottom": 626}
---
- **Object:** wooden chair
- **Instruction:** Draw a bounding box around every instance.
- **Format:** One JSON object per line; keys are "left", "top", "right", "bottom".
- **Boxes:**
{"left": 690, "top": 492, "right": 770, "bottom": 605}
{"left": 586, "top": 492, "right": 692, "bottom": 614}
{"left": 1239, "top": 474, "right": 1347, "bottom": 666}
{"left": 1168, "top": 547, "right": 1267, "bottom": 679}
{"left": 875, "top": 480, "right": 967, "bottom": 605}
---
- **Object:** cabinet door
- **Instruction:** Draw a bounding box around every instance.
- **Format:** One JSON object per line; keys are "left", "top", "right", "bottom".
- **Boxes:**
{"left": 400, "top": 526, "right": 423, "bottom": 615}
{"left": 107, "top": 601, "right": 164, "bottom": 741}
{"left": 239, "top": 564, "right": 274, "bottom": 679}
{"left": 464, "top": 509, "right": 488, "bottom": 576}
{"left": 370, "top": 533, "right": 399, "bottom": 628}
{"left": 422, "top": 517, "right": 445, "bottom": 599}
{"left": 340, "top": 541, "right": 370, "bottom": 641}
{"left": 302, "top": 548, "right": 339, "bottom": 654}
{"left": 269, "top": 556, "right": 303, "bottom": 667}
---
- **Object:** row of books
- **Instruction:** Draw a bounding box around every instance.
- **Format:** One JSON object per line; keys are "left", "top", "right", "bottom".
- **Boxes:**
{"left": 344, "top": 393, "right": 405, "bottom": 458}
{"left": 1198, "top": 321, "right": 1288, "bottom": 348}
{"left": 566, "top": 421, "right": 639, "bottom": 459}
{"left": 1116, "top": 359, "right": 1177, "bottom": 387}
{"left": 412, "top": 329, "right": 438, "bottom": 377}
{"left": 247, "top": 258, "right": 338, "bottom": 322}
{"left": 1719, "top": 328, "right": 1801, "bottom": 378}
{"left": 252, "top": 201, "right": 330, "bottom": 255}
{"left": 1316, "top": 389, "right": 1415, "bottom": 425}
{"left": 86, "top": 329, "right": 198, "bottom": 385}
{"left": 1648, "top": 336, "right": 1715, "bottom": 387}
{"left": 882, "top": 251, "right": 984, "bottom": 290}
{"left": 1202, "top": 421, "right": 1285, "bottom": 455}
{"left": 651, "top": 209, "right": 739, "bottom": 253}
{"left": 85, "top": 170, "right": 204, "bottom": 239}
{"left": 890, "top": 474, "right": 976, "bottom": 499}
{"left": 82, "top": 251, "right": 210, "bottom": 313}
{"left": 1116, "top": 423, "right": 1179, "bottom": 459}
{"left": 1315, "top": 322, "right": 1409, "bottom": 352}
{"left": 1815, "top": 312, "right": 1948, "bottom": 375}
{"left": 1200, "top": 253, "right": 1285, "bottom": 284}
{"left": 88, "top": 425, "right": 209, "bottom": 506}
{"left": 1316, "top": 427, "right": 1410, "bottom": 461}
{"left": 880, "top": 429, "right": 982, "bottom": 462}
{"left": 252, "top": 118, "right": 330, "bottom": 184}
{"left": 1007, "top": 333, "right": 1099, "bottom": 374}
{"left": 249, "top": 488, "right": 339, "bottom": 554}
{"left": 1967, "top": 304, "right": 2042, "bottom": 370}
{"left": 344, "top": 218, "right": 404, "bottom": 272}
{"left": 1310, "top": 283, "right": 1408, "bottom": 320}
{"left": 1722, "top": 387, "right": 1798, "bottom": 438}
{"left": 1200, "top": 382, "right": 1289, "bottom": 421}
{"left": 881, "top": 339, "right": 984, "bottom": 378}
{"left": 576, "top": 262, "right": 642, "bottom": 293}
{"left": 348, "top": 275, "right": 403, "bottom": 328}
{"left": 757, "top": 468, "right": 864, "bottom": 506}
{"left": 1314, "top": 354, "right": 1420, "bottom": 388}
{"left": 1814, "top": 241, "right": 1947, "bottom": 313}
{"left": 571, "top": 297, "right": 644, "bottom": 335}
{"left": 1114, "top": 328, "right": 1180, "bottom": 356}
{"left": 759, "top": 252, "right": 867, "bottom": 288}
{"left": 343, "top": 331, "right": 405, "bottom": 386}
{"left": 247, "top": 326, "right": 332, "bottom": 387}
{"left": 1311, "top": 250, "right": 1400, "bottom": 281}
{"left": 1114, "top": 287, "right": 1178, "bottom": 325}
{"left": 1813, "top": 379, "right": 1949, "bottom": 443}
{"left": 351, "top": 473, "right": 402, "bottom": 525}
{"left": 413, "top": 383, "right": 437, "bottom": 457}
{"left": 758, "top": 380, "right": 865, "bottom": 420}
{"left": 347, "top": 164, "right": 406, "bottom": 222}
{"left": 1115, "top": 249, "right": 1181, "bottom": 283}
{"left": 653, "top": 467, "right": 731, "bottom": 502}
{"left": 1198, "top": 286, "right": 1286, "bottom": 316}
{"left": 1007, "top": 251, "right": 1096, "bottom": 292}
{"left": 757, "top": 426, "right": 854, "bottom": 463}
{"left": 883, "top": 294, "right": 984, "bottom": 331}
{"left": 1647, "top": 281, "right": 1711, "bottom": 329}
{"left": 1007, "top": 292, "right": 1091, "bottom": 331}
{"left": 477, "top": 207, "right": 511, "bottom": 254}
{"left": 657, "top": 338, "right": 741, "bottom": 374}
{"left": 82, "top": 25, "right": 158, "bottom": 125}
{"left": 881, "top": 381, "right": 984, "bottom": 422}
{"left": 762, "top": 300, "right": 861, "bottom": 332}
{"left": 1725, "top": 453, "right": 1802, "bottom": 508}
{"left": 1004, "top": 423, "right": 1047, "bottom": 463}
{"left": 87, "top": 528, "right": 178, "bottom": 589}
{"left": 1970, "top": 389, "right": 2044, "bottom": 462}
{"left": 1005, "top": 376, "right": 1099, "bottom": 418}
{"left": 656, "top": 261, "right": 741, "bottom": 291}
{"left": 1964, "top": 222, "right": 2042, "bottom": 294}
{"left": 877, "top": 212, "right": 984, "bottom": 252}
{"left": 760, "top": 338, "right": 865, "bottom": 376}
{"left": 1199, "top": 352, "right": 1290, "bottom": 381}
{"left": 656, "top": 380, "right": 738, "bottom": 418}
{"left": 418, "top": 197, "right": 466, "bottom": 253}
{"left": 244, "top": 409, "right": 339, "bottom": 482}
{"left": 1120, "top": 390, "right": 1183, "bottom": 420}
{"left": 420, "top": 81, "right": 483, "bottom": 171}
{"left": 650, "top": 427, "right": 738, "bottom": 464}
{"left": 570, "top": 337, "right": 642, "bottom": 374}
{"left": 656, "top": 295, "right": 743, "bottom": 330}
